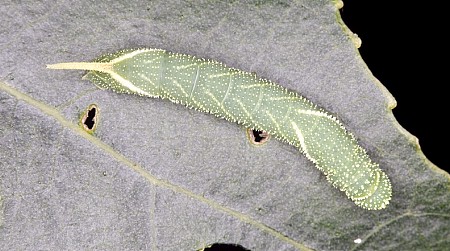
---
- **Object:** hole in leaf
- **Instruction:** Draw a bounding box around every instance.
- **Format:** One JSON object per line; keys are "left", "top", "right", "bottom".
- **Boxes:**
{"left": 201, "top": 243, "right": 250, "bottom": 251}
{"left": 84, "top": 108, "right": 96, "bottom": 129}
{"left": 246, "top": 128, "right": 270, "bottom": 146}
{"left": 81, "top": 104, "right": 99, "bottom": 134}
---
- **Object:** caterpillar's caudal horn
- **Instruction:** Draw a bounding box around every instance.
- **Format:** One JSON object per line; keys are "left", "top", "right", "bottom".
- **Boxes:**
{"left": 47, "top": 62, "right": 113, "bottom": 73}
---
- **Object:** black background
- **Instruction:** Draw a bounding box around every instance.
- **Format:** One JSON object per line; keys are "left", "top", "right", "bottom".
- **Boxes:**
{"left": 341, "top": 1, "right": 448, "bottom": 172}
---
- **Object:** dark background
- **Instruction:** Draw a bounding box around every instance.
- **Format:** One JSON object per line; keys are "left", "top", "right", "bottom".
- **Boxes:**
{"left": 341, "top": 1, "right": 448, "bottom": 172}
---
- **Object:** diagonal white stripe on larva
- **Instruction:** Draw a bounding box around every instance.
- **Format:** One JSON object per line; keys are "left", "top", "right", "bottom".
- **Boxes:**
{"left": 107, "top": 71, "right": 152, "bottom": 97}
{"left": 265, "top": 111, "right": 282, "bottom": 135}
{"left": 175, "top": 63, "right": 198, "bottom": 70}
{"left": 110, "top": 48, "right": 155, "bottom": 64}
{"left": 189, "top": 64, "right": 200, "bottom": 99}
{"left": 221, "top": 73, "right": 233, "bottom": 105}
{"left": 291, "top": 121, "right": 318, "bottom": 164}
{"left": 208, "top": 73, "right": 231, "bottom": 79}
{"left": 139, "top": 74, "right": 157, "bottom": 87}
{"left": 204, "top": 91, "right": 237, "bottom": 121}
{"left": 235, "top": 98, "right": 253, "bottom": 120}
{"left": 296, "top": 109, "right": 342, "bottom": 126}
{"left": 250, "top": 87, "right": 264, "bottom": 115}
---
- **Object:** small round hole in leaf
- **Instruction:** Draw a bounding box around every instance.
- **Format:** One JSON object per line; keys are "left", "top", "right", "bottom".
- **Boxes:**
{"left": 80, "top": 104, "right": 99, "bottom": 134}
{"left": 246, "top": 128, "right": 270, "bottom": 146}
{"left": 200, "top": 243, "right": 250, "bottom": 251}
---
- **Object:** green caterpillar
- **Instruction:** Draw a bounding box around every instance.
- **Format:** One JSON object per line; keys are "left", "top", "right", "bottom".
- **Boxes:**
{"left": 47, "top": 48, "right": 392, "bottom": 210}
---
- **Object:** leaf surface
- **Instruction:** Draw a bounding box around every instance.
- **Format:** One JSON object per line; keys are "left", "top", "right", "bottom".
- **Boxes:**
{"left": 1, "top": 0, "right": 449, "bottom": 250}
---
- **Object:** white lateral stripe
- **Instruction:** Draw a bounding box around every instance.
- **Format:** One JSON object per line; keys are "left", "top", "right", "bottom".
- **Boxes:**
{"left": 297, "top": 109, "right": 332, "bottom": 118}
{"left": 291, "top": 121, "right": 317, "bottom": 164}
{"left": 110, "top": 49, "right": 158, "bottom": 64}
{"left": 109, "top": 71, "right": 152, "bottom": 96}
{"left": 296, "top": 109, "right": 343, "bottom": 127}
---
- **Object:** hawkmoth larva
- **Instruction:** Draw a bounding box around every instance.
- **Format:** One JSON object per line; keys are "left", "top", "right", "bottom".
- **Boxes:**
{"left": 47, "top": 48, "right": 392, "bottom": 210}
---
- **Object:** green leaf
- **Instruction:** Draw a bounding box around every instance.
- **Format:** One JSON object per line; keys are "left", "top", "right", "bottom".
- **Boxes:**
{"left": 1, "top": 0, "right": 449, "bottom": 250}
